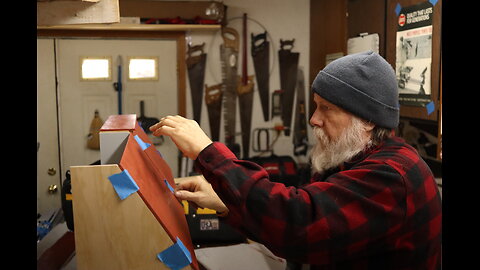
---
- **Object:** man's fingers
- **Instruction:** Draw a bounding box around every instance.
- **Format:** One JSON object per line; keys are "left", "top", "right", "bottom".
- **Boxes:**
{"left": 152, "top": 125, "right": 175, "bottom": 137}
{"left": 149, "top": 115, "right": 181, "bottom": 131}
{"left": 174, "top": 190, "right": 198, "bottom": 202}
{"left": 175, "top": 178, "right": 199, "bottom": 192}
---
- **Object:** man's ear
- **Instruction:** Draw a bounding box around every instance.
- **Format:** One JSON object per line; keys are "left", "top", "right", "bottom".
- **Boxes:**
{"left": 363, "top": 121, "right": 375, "bottom": 132}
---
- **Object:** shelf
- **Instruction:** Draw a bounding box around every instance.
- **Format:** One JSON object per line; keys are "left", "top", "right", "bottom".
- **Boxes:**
{"left": 37, "top": 23, "right": 221, "bottom": 32}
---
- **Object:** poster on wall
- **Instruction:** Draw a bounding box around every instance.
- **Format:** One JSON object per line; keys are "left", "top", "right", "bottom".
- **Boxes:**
{"left": 395, "top": 1, "right": 433, "bottom": 107}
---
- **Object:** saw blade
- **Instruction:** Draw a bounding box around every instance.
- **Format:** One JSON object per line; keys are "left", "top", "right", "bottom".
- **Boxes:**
{"left": 251, "top": 31, "right": 270, "bottom": 122}
{"left": 237, "top": 75, "right": 254, "bottom": 159}
{"left": 220, "top": 27, "right": 240, "bottom": 155}
{"left": 186, "top": 43, "right": 207, "bottom": 123}
{"left": 278, "top": 39, "right": 299, "bottom": 136}
{"left": 205, "top": 83, "right": 223, "bottom": 142}
{"left": 293, "top": 67, "right": 308, "bottom": 156}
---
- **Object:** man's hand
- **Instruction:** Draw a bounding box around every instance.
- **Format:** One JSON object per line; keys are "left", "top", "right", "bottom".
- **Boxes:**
{"left": 174, "top": 175, "right": 228, "bottom": 214}
{"left": 149, "top": 115, "right": 212, "bottom": 160}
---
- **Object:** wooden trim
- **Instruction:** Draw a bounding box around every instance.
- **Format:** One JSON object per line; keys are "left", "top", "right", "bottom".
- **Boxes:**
{"left": 37, "top": 29, "right": 187, "bottom": 117}
{"left": 176, "top": 32, "right": 187, "bottom": 117}
{"left": 37, "top": 24, "right": 220, "bottom": 32}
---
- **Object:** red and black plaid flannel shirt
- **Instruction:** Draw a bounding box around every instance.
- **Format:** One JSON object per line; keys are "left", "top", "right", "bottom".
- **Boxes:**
{"left": 194, "top": 136, "right": 442, "bottom": 269}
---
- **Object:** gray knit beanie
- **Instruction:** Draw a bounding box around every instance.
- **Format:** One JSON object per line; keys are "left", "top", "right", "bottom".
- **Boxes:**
{"left": 311, "top": 51, "right": 399, "bottom": 129}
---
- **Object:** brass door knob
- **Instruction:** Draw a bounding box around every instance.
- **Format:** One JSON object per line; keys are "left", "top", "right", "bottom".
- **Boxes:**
{"left": 48, "top": 184, "right": 58, "bottom": 194}
{"left": 48, "top": 168, "right": 56, "bottom": 176}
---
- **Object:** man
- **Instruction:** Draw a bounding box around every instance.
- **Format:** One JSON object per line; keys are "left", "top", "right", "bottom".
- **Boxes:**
{"left": 150, "top": 51, "right": 442, "bottom": 269}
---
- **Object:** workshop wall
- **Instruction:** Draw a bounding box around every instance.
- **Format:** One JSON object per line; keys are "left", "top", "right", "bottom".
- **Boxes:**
{"left": 187, "top": 0, "right": 311, "bottom": 165}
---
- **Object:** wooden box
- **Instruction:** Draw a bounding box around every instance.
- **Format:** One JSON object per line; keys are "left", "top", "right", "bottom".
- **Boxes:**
{"left": 70, "top": 114, "right": 198, "bottom": 270}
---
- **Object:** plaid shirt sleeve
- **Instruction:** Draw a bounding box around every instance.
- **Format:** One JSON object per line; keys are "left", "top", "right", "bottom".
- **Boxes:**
{"left": 194, "top": 137, "right": 441, "bottom": 269}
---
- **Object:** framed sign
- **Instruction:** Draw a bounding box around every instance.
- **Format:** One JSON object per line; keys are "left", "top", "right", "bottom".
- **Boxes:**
{"left": 395, "top": 1, "right": 434, "bottom": 107}
{"left": 386, "top": 0, "right": 441, "bottom": 121}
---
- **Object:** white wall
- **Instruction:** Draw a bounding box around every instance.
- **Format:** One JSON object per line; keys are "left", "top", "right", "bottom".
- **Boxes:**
{"left": 186, "top": 0, "right": 311, "bottom": 164}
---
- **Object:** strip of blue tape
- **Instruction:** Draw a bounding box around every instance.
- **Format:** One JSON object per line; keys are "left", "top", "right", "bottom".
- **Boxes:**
{"left": 134, "top": 135, "right": 151, "bottom": 151}
{"left": 429, "top": 0, "right": 438, "bottom": 6}
{"left": 395, "top": 3, "right": 402, "bottom": 16}
{"left": 108, "top": 169, "right": 139, "bottom": 200}
{"left": 157, "top": 237, "right": 192, "bottom": 270}
{"left": 164, "top": 179, "right": 175, "bottom": 193}
{"left": 426, "top": 101, "right": 435, "bottom": 115}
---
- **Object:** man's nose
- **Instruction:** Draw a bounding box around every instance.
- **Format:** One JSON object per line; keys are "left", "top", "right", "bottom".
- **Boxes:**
{"left": 310, "top": 112, "right": 324, "bottom": 127}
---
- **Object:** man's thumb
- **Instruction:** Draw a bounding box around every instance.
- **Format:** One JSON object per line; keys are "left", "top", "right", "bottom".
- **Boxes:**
{"left": 174, "top": 190, "right": 196, "bottom": 201}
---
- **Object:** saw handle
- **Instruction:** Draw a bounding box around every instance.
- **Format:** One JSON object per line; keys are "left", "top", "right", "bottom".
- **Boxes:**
{"left": 222, "top": 27, "right": 239, "bottom": 52}
{"left": 187, "top": 43, "right": 205, "bottom": 57}
{"left": 251, "top": 31, "right": 268, "bottom": 57}
{"left": 251, "top": 31, "right": 267, "bottom": 48}
{"left": 280, "top": 38, "right": 295, "bottom": 51}
{"left": 252, "top": 128, "right": 270, "bottom": 152}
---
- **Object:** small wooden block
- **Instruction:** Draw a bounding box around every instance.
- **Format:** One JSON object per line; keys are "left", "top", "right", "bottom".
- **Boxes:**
{"left": 100, "top": 114, "right": 137, "bottom": 131}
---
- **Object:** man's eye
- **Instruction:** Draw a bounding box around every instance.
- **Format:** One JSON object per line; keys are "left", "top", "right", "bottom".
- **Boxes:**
{"left": 320, "top": 105, "right": 329, "bottom": 110}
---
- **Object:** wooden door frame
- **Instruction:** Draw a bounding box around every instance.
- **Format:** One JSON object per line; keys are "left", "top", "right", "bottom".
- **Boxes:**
{"left": 37, "top": 29, "right": 187, "bottom": 117}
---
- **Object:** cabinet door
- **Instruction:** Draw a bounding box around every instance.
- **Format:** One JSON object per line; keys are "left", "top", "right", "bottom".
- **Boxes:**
{"left": 56, "top": 38, "right": 179, "bottom": 178}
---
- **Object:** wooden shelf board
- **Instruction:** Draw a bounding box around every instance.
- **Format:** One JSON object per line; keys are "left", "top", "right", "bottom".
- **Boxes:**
{"left": 37, "top": 23, "right": 221, "bottom": 32}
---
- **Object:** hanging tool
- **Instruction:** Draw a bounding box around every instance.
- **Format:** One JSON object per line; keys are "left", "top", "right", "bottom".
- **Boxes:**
{"left": 251, "top": 124, "right": 284, "bottom": 155}
{"left": 137, "top": 100, "right": 160, "bottom": 133}
{"left": 220, "top": 26, "right": 241, "bottom": 157}
{"left": 205, "top": 83, "right": 223, "bottom": 142}
{"left": 292, "top": 67, "right": 309, "bottom": 156}
{"left": 86, "top": 110, "right": 104, "bottom": 150}
{"left": 252, "top": 128, "right": 270, "bottom": 153}
{"left": 251, "top": 31, "right": 270, "bottom": 122}
{"left": 137, "top": 101, "right": 164, "bottom": 145}
{"left": 271, "top": 89, "right": 282, "bottom": 118}
{"left": 237, "top": 13, "right": 255, "bottom": 159}
{"left": 186, "top": 43, "right": 207, "bottom": 123}
{"left": 113, "top": 55, "right": 123, "bottom": 114}
{"left": 278, "top": 39, "right": 299, "bottom": 136}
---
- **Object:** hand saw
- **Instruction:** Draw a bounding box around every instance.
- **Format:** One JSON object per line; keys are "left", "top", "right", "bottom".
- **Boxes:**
{"left": 220, "top": 26, "right": 240, "bottom": 156}
{"left": 293, "top": 67, "right": 309, "bottom": 156}
{"left": 186, "top": 43, "right": 207, "bottom": 123}
{"left": 237, "top": 13, "right": 255, "bottom": 159}
{"left": 204, "top": 83, "right": 223, "bottom": 142}
{"left": 278, "top": 39, "right": 299, "bottom": 136}
{"left": 251, "top": 31, "right": 270, "bottom": 122}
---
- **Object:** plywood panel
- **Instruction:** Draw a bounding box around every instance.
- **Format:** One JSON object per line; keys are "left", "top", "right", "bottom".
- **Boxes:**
{"left": 70, "top": 164, "right": 190, "bottom": 270}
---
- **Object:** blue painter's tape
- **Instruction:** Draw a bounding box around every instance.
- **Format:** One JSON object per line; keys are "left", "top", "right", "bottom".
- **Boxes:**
{"left": 134, "top": 135, "right": 151, "bottom": 150}
{"left": 108, "top": 169, "right": 139, "bottom": 200}
{"left": 395, "top": 3, "right": 402, "bottom": 16}
{"left": 426, "top": 101, "right": 435, "bottom": 115}
{"left": 164, "top": 179, "right": 175, "bottom": 193}
{"left": 429, "top": 0, "right": 438, "bottom": 6}
{"left": 157, "top": 237, "right": 192, "bottom": 270}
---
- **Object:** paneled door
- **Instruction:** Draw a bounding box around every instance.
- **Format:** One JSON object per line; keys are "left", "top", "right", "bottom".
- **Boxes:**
{"left": 37, "top": 38, "right": 62, "bottom": 215}
{"left": 55, "top": 39, "right": 179, "bottom": 179}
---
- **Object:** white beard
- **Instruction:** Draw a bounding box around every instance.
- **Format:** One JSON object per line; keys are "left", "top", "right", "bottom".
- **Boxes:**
{"left": 311, "top": 117, "right": 371, "bottom": 174}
